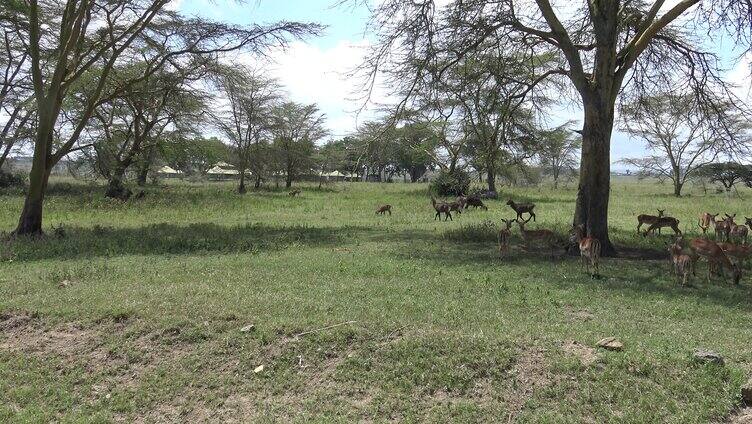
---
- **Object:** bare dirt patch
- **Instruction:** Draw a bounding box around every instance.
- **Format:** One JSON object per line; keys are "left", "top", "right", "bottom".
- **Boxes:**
{"left": 562, "top": 340, "right": 598, "bottom": 366}
{"left": 504, "top": 345, "right": 552, "bottom": 421}
{"left": 727, "top": 407, "right": 752, "bottom": 423}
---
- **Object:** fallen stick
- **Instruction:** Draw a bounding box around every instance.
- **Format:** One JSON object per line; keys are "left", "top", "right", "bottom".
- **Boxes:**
{"left": 294, "top": 320, "right": 357, "bottom": 338}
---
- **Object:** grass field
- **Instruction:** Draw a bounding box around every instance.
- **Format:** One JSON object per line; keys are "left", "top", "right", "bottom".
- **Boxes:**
{"left": 1, "top": 177, "right": 751, "bottom": 422}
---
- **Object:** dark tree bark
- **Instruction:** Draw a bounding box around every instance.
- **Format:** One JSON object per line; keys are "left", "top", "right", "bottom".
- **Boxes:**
{"left": 254, "top": 174, "right": 262, "bottom": 189}
{"left": 105, "top": 164, "right": 132, "bottom": 200}
{"left": 238, "top": 170, "right": 247, "bottom": 194}
{"left": 573, "top": 96, "right": 615, "bottom": 256}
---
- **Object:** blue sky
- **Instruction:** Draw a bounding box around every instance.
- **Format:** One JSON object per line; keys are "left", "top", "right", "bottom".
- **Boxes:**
{"left": 174, "top": 0, "right": 751, "bottom": 168}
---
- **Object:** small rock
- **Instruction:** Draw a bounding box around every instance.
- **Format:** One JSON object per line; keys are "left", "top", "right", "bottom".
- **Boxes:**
{"left": 58, "top": 280, "right": 71, "bottom": 289}
{"left": 596, "top": 337, "right": 624, "bottom": 351}
{"left": 742, "top": 379, "right": 752, "bottom": 405}
{"left": 240, "top": 324, "right": 255, "bottom": 333}
{"left": 693, "top": 349, "right": 724, "bottom": 365}
{"left": 253, "top": 365, "right": 264, "bottom": 373}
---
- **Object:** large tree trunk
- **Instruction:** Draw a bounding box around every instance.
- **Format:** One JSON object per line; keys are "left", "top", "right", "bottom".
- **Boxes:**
{"left": 105, "top": 165, "right": 132, "bottom": 200}
{"left": 573, "top": 97, "right": 615, "bottom": 256}
{"left": 254, "top": 174, "right": 262, "bottom": 189}
{"left": 238, "top": 171, "right": 247, "bottom": 194}
{"left": 487, "top": 165, "right": 496, "bottom": 193}
{"left": 15, "top": 111, "right": 55, "bottom": 236}
{"left": 285, "top": 173, "right": 293, "bottom": 188}
{"left": 136, "top": 147, "right": 155, "bottom": 187}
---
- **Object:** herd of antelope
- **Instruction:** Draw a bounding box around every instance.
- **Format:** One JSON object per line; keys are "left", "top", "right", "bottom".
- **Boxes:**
{"left": 375, "top": 197, "right": 751, "bottom": 285}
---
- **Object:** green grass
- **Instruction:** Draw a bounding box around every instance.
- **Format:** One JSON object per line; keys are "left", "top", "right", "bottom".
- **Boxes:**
{"left": 1, "top": 177, "right": 751, "bottom": 422}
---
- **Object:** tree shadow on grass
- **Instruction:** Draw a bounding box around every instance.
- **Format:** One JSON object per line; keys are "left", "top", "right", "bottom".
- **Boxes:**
{"left": 381, "top": 226, "right": 752, "bottom": 311}
{"left": 7, "top": 223, "right": 375, "bottom": 262}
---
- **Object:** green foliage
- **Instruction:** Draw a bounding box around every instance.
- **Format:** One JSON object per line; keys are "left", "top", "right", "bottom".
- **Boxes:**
{"left": 430, "top": 168, "right": 470, "bottom": 196}
{"left": 0, "top": 170, "right": 26, "bottom": 190}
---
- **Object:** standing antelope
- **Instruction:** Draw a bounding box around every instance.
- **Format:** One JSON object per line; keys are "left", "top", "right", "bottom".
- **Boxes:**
{"left": 644, "top": 216, "right": 682, "bottom": 236}
{"left": 727, "top": 215, "right": 748, "bottom": 244}
{"left": 570, "top": 224, "right": 601, "bottom": 278}
{"left": 448, "top": 200, "right": 464, "bottom": 214}
{"left": 636, "top": 209, "right": 664, "bottom": 234}
{"left": 516, "top": 219, "right": 559, "bottom": 257}
{"left": 668, "top": 238, "right": 693, "bottom": 286}
{"left": 289, "top": 189, "right": 301, "bottom": 197}
{"left": 689, "top": 238, "right": 741, "bottom": 285}
{"left": 698, "top": 212, "right": 718, "bottom": 236}
{"left": 714, "top": 217, "right": 731, "bottom": 242}
{"left": 506, "top": 199, "right": 536, "bottom": 222}
{"left": 376, "top": 205, "right": 392, "bottom": 215}
{"left": 498, "top": 218, "right": 514, "bottom": 259}
{"left": 465, "top": 196, "right": 488, "bottom": 210}
{"left": 431, "top": 197, "right": 452, "bottom": 221}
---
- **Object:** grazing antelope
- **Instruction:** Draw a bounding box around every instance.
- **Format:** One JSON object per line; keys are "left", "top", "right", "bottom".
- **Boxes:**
{"left": 289, "top": 189, "right": 301, "bottom": 197}
{"left": 570, "top": 224, "right": 601, "bottom": 278}
{"left": 668, "top": 238, "right": 693, "bottom": 286}
{"left": 376, "top": 205, "right": 392, "bottom": 215}
{"left": 431, "top": 197, "right": 452, "bottom": 221}
{"left": 506, "top": 199, "right": 536, "bottom": 222}
{"left": 636, "top": 209, "right": 664, "bottom": 234}
{"left": 698, "top": 212, "right": 718, "bottom": 236}
{"left": 465, "top": 196, "right": 488, "bottom": 210}
{"left": 689, "top": 238, "right": 741, "bottom": 285}
{"left": 516, "top": 219, "right": 560, "bottom": 257}
{"left": 498, "top": 218, "right": 514, "bottom": 259}
{"left": 643, "top": 216, "right": 682, "bottom": 236}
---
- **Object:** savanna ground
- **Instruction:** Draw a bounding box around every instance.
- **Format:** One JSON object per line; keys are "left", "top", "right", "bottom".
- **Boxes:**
{"left": 1, "top": 177, "right": 751, "bottom": 423}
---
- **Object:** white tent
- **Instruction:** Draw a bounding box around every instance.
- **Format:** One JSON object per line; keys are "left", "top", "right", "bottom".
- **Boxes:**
{"left": 157, "top": 166, "right": 182, "bottom": 175}
{"left": 207, "top": 166, "right": 239, "bottom": 176}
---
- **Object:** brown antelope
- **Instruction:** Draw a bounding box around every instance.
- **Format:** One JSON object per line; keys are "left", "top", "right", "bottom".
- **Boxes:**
{"left": 636, "top": 209, "right": 664, "bottom": 234}
{"left": 431, "top": 197, "right": 452, "bottom": 221}
{"left": 448, "top": 200, "right": 464, "bottom": 214}
{"left": 644, "top": 216, "right": 682, "bottom": 236}
{"left": 698, "top": 212, "right": 718, "bottom": 236}
{"left": 465, "top": 196, "right": 488, "bottom": 210}
{"left": 289, "top": 189, "right": 301, "bottom": 197}
{"left": 497, "top": 218, "right": 514, "bottom": 259}
{"left": 714, "top": 217, "right": 731, "bottom": 242}
{"left": 717, "top": 242, "right": 752, "bottom": 263}
{"left": 456, "top": 196, "right": 468, "bottom": 209}
{"left": 689, "top": 238, "right": 741, "bottom": 285}
{"left": 727, "top": 215, "right": 748, "bottom": 244}
{"left": 570, "top": 224, "right": 601, "bottom": 278}
{"left": 376, "top": 205, "right": 392, "bottom": 215}
{"left": 668, "top": 238, "right": 693, "bottom": 286}
{"left": 506, "top": 199, "right": 536, "bottom": 222}
{"left": 516, "top": 219, "right": 559, "bottom": 257}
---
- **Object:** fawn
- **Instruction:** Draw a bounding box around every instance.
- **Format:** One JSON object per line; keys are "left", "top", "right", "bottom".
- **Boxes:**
{"left": 714, "top": 217, "right": 731, "bottom": 242}
{"left": 498, "top": 218, "right": 514, "bottom": 259}
{"left": 689, "top": 238, "right": 741, "bottom": 285}
{"left": 570, "top": 224, "right": 601, "bottom": 278}
{"left": 668, "top": 238, "right": 693, "bottom": 286}
{"left": 698, "top": 212, "right": 718, "bottom": 236}
{"left": 516, "top": 219, "right": 559, "bottom": 257}
{"left": 643, "top": 216, "right": 681, "bottom": 236}
{"left": 636, "top": 209, "right": 664, "bottom": 234}
{"left": 376, "top": 205, "right": 392, "bottom": 215}
{"left": 289, "top": 189, "right": 301, "bottom": 197}
{"left": 431, "top": 197, "right": 452, "bottom": 221}
{"left": 506, "top": 199, "right": 536, "bottom": 222}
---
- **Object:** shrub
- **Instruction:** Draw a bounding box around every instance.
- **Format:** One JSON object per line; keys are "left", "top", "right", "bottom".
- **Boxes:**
{"left": 0, "top": 170, "right": 26, "bottom": 189}
{"left": 430, "top": 169, "right": 470, "bottom": 196}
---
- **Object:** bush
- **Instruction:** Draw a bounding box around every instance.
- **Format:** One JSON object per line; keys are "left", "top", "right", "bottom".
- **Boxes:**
{"left": 430, "top": 169, "right": 470, "bottom": 196}
{"left": 0, "top": 170, "right": 26, "bottom": 189}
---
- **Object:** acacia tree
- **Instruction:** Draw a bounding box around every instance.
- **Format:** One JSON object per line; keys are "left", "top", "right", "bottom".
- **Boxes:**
{"left": 537, "top": 123, "right": 580, "bottom": 188}
{"left": 211, "top": 67, "right": 280, "bottom": 193}
{"left": 271, "top": 102, "right": 327, "bottom": 188}
{"left": 0, "top": 3, "right": 33, "bottom": 170}
{"left": 14, "top": 0, "right": 321, "bottom": 234}
{"left": 619, "top": 93, "right": 749, "bottom": 196}
{"left": 353, "top": 0, "right": 752, "bottom": 254}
